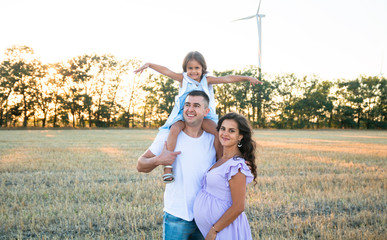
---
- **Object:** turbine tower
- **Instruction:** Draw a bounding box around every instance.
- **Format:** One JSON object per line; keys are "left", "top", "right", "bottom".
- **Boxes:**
{"left": 234, "top": 0, "right": 265, "bottom": 80}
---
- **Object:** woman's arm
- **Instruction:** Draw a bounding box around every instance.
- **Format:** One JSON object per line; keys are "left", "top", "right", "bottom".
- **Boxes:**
{"left": 134, "top": 62, "right": 183, "bottom": 82}
{"left": 205, "top": 171, "right": 247, "bottom": 240}
{"left": 207, "top": 75, "right": 262, "bottom": 86}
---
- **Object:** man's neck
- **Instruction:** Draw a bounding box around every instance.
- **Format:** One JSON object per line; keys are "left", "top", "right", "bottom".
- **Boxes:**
{"left": 182, "top": 124, "right": 204, "bottom": 138}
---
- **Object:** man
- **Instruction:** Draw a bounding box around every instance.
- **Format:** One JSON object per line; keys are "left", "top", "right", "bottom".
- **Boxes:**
{"left": 137, "top": 90, "right": 217, "bottom": 240}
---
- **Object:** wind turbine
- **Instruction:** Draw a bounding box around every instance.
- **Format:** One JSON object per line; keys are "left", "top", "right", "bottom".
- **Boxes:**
{"left": 234, "top": 0, "right": 265, "bottom": 81}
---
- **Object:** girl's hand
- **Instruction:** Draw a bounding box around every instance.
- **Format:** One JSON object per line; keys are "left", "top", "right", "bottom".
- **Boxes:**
{"left": 249, "top": 77, "right": 263, "bottom": 86}
{"left": 133, "top": 63, "right": 150, "bottom": 74}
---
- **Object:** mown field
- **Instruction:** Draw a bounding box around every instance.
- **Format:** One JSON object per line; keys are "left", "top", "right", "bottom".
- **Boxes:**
{"left": 0, "top": 129, "right": 386, "bottom": 239}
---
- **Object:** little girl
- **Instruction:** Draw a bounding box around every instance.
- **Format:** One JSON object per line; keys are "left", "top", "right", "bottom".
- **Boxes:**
{"left": 134, "top": 51, "right": 261, "bottom": 183}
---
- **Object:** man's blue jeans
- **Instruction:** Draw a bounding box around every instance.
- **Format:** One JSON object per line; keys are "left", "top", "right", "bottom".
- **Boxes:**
{"left": 163, "top": 212, "right": 204, "bottom": 240}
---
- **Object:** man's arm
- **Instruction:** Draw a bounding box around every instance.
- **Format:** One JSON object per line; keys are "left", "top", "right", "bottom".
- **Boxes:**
{"left": 136, "top": 142, "right": 181, "bottom": 173}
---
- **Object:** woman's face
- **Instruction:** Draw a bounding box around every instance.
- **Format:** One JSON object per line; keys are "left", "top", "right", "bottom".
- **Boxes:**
{"left": 219, "top": 119, "right": 243, "bottom": 148}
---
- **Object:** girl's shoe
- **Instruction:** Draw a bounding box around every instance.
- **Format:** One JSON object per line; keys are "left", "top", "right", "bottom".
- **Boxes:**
{"left": 162, "top": 165, "right": 174, "bottom": 183}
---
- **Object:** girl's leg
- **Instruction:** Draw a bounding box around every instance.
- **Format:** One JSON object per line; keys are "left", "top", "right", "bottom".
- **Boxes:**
{"left": 167, "top": 120, "right": 185, "bottom": 152}
{"left": 202, "top": 119, "right": 222, "bottom": 160}
{"left": 163, "top": 121, "right": 185, "bottom": 182}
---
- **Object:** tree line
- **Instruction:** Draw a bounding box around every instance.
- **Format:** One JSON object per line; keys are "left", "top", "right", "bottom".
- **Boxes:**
{"left": 1, "top": 45, "right": 386, "bottom": 129}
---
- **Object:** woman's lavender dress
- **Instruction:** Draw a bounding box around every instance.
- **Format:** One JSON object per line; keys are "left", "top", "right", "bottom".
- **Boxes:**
{"left": 193, "top": 157, "right": 253, "bottom": 239}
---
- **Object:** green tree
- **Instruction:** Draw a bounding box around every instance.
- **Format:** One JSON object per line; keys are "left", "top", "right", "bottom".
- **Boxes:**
{"left": 59, "top": 58, "right": 85, "bottom": 128}
{"left": 376, "top": 77, "right": 387, "bottom": 128}
{"left": 213, "top": 70, "right": 237, "bottom": 116}
{"left": 4, "top": 45, "right": 41, "bottom": 127}
{"left": 118, "top": 59, "right": 143, "bottom": 128}
{"left": 140, "top": 74, "right": 179, "bottom": 127}
{"left": 158, "top": 75, "right": 179, "bottom": 116}
{"left": 337, "top": 76, "right": 384, "bottom": 129}
{"left": 98, "top": 57, "right": 130, "bottom": 127}
{"left": 90, "top": 54, "right": 116, "bottom": 127}
{"left": 65, "top": 54, "right": 94, "bottom": 127}
{"left": 360, "top": 76, "right": 384, "bottom": 128}
{"left": 141, "top": 82, "right": 159, "bottom": 127}
{"left": 272, "top": 73, "right": 301, "bottom": 128}
{"left": 0, "top": 60, "right": 18, "bottom": 127}
{"left": 45, "top": 63, "right": 68, "bottom": 127}
{"left": 248, "top": 70, "right": 275, "bottom": 128}
{"left": 294, "top": 78, "right": 333, "bottom": 128}
{"left": 33, "top": 63, "right": 51, "bottom": 127}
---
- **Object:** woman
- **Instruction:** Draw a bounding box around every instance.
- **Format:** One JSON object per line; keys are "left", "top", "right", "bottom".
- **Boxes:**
{"left": 193, "top": 112, "right": 257, "bottom": 239}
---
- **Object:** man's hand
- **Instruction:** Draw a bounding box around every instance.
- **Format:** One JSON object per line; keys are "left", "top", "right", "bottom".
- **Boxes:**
{"left": 156, "top": 142, "right": 181, "bottom": 166}
{"left": 137, "top": 142, "right": 181, "bottom": 173}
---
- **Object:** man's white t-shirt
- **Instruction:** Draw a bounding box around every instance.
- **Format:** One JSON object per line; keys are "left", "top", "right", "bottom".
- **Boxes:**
{"left": 149, "top": 130, "right": 216, "bottom": 221}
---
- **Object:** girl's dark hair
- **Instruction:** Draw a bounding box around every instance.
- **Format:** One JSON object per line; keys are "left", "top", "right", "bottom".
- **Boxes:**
{"left": 182, "top": 51, "right": 208, "bottom": 77}
{"left": 217, "top": 112, "right": 257, "bottom": 184}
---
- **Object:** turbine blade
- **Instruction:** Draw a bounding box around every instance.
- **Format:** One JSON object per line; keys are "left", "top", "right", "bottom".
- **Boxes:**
{"left": 233, "top": 15, "right": 256, "bottom": 22}
{"left": 257, "top": 0, "right": 262, "bottom": 15}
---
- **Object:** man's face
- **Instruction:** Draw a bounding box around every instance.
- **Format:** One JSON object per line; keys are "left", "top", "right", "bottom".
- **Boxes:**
{"left": 183, "top": 95, "right": 210, "bottom": 127}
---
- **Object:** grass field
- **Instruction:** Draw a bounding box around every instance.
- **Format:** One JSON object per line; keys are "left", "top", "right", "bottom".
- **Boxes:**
{"left": 0, "top": 129, "right": 386, "bottom": 239}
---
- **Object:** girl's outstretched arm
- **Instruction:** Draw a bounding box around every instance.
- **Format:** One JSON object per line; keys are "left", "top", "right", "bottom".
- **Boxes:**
{"left": 207, "top": 75, "right": 262, "bottom": 86}
{"left": 134, "top": 63, "right": 183, "bottom": 82}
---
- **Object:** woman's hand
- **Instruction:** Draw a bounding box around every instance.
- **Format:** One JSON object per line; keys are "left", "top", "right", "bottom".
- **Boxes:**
{"left": 205, "top": 228, "right": 217, "bottom": 240}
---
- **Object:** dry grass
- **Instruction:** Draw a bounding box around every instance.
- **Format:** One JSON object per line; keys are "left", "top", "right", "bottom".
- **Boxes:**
{"left": 0, "top": 129, "right": 386, "bottom": 239}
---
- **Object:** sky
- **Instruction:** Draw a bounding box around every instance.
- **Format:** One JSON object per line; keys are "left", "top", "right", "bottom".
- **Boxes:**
{"left": 1, "top": 0, "right": 387, "bottom": 81}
